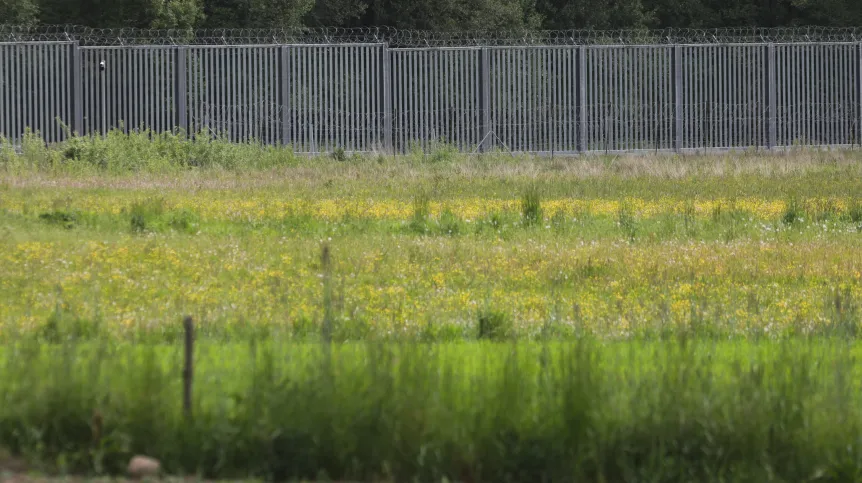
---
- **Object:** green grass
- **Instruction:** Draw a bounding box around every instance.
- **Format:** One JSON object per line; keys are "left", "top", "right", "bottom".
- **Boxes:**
{"left": 3, "top": 131, "right": 862, "bottom": 480}
{"left": 2, "top": 339, "right": 862, "bottom": 481}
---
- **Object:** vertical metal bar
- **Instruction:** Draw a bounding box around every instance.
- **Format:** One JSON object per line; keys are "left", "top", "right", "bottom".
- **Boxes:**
{"left": 673, "top": 45, "right": 683, "bottom": 152}
{"left": 858, "top": 43, "right": 862, "bottom": 147}
{"left": 578, "top": 46, "right": 587, "bottom": 153}
{"left": 766, "top": 43, "right": 776, "bottom": 149}
{"left": 478, "top": 48, "right": 490, "bottom": 152}
{"left": 70, "top": 43, "right": 83, "bottom": 136}
{"left": 280, "top": 45, "right": 290, "bottom": 146}
{"left": 175, "top": 46, "right": 187, "bottom": 135}
{"left": 382, "top": 44, "right": 392, "bottom": 153}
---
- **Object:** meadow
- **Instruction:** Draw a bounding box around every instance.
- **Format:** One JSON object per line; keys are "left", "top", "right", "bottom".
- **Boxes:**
{"left": 2, "top": 130, "right": 862, "bottom": 481}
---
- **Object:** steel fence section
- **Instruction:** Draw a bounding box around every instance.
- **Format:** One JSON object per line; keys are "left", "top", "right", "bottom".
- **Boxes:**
{"left": 679, "top": 44, "right": 769, "bottom": 150}
{"left": 582, "top": 46, "right": 675, "bottom": 153}
{"left": 186, "top": 46, "right": 282, "bottom": 145}
{"left": 287, "top": 44, "right": 384, "bottom": 153}
{"left": 5, "top": 39, "right": 862, "bottom": 155}
{"left": 80, "top": 46, "right": 176, "bottom": 137}
{"left": 0, "top": 41, "right": 73, "bottom": 144}
{"left": 390, "top": 48, "right": 481, "bottom": 153}
{"left": 775, "top": 43, "right": 860, "bottom": 148}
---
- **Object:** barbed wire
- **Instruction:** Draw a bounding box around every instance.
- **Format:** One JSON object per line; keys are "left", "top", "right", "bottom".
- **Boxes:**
{"left": 2, "top": 24, "right": 862, "bottom": 47}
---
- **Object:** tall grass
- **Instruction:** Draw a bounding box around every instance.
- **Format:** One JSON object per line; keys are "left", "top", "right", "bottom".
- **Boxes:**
{"left": 1, "top": 338, "right": 861, "bottom": 481}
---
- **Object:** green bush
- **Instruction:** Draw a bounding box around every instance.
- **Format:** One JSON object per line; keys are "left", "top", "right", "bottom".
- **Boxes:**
{"left": 477, "top": 307, "right": 513, "bottom": 340}
{"left": 521, "top": 185, "right": 542, "bottom": 226}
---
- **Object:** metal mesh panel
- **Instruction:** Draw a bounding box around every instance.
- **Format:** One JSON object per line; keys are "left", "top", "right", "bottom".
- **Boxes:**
{"left": 0, "top": 42, "right": 73, "bottom": 144}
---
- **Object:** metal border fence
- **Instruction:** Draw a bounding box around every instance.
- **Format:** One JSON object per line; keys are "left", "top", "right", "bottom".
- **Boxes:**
{"left": 2, "top": 26, "right": 862, "bottom": 154}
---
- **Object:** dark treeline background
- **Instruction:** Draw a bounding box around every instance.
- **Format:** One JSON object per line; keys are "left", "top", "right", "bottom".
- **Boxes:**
{"left": 2, "top": 0, "right": 862, "bottom": 32}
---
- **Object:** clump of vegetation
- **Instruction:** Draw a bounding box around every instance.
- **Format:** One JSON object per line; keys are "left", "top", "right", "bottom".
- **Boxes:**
{"left": 128, "top": 197, "right": 166, "bottom": 233}
{"left": 617, "top": 200, "right": 638, "bottom": 242}
{"left": 38, "top": 210, "right": 79, "bottom": 229}
{"left": 782, "top": 196, "right": 802, "bottom": 225}
{"left": 476, "top": 307, "right": 513, "bottom": 340}
{"left": 521, "top": 185, "right": 542, "bottom": 226}
{"left": 409, "top": 191, "right": 430, "bottom": 234}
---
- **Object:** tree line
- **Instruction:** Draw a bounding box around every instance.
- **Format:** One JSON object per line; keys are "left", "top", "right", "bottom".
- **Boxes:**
{"left": 2, "top": 0, "right": 862, "bottom": 32}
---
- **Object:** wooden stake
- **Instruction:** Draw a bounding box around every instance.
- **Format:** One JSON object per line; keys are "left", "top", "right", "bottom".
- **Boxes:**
{"left": 183, "top": 315, "right": 194, "bottom": 420}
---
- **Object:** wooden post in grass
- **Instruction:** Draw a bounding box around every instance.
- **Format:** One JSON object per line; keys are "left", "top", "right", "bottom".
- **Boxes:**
{"left": 321, "top": 243, "right": 333, "bottom": 343}
{"left": 183, "top": 315, "right": 194, "bottom": 420}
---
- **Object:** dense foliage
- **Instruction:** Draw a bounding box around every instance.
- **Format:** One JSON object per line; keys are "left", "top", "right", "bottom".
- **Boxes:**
{"left": 3, "top": 0, "right": 862, "bottom": 31}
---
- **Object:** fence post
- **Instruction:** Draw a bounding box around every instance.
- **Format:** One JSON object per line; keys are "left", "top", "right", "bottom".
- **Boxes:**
{"left": 858, "top": 43, "right": 862, "bottom": 148}
{"left": 70, "top": 42, "right": 83, "bottom": 137}
{"left": 673, "top": 45, "right": 683, "bottom": 153}
{"left": 174, "top": 46, "right": 187, "bottom": 136}
{"left": 766, "top": 43, "right": 777, "bottom": 150}
{"left": 478, "top": 48, "right": 491, "bottom": 152}
{"left": 382, "top": 44, "right": 393, "bottom": 154}
{"left": 182, "top": 316, "right": 194, "bottom": 420}
{"left": 578, "top": 46, "right": 587, "bottom": 154}
{"left": 280, "top": 45, "right": 291, "bottom": 147}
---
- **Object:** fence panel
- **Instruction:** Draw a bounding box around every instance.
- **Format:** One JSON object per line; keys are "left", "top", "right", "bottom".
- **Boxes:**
{"left": 390, "top": 48, "right": 481, "bottom": 153}
{"left": 679, "top": 45, "right": 768, "bottom": 150}
{"left": 583, "top": 46, "right": 675, "bottom": 153}
{"left": 3, "top": 40, "right": 862, "bottom": 154}
{"left": 775, "top": 43, "right": 860, "bottom": 148}
{"left": 286, "top": 44, "right": 384, "bottom": 153}
{"left": 80, "top": 46, "right": 176, "bottom": 137}
{"left": 0, "top": 41, "right": 73, "bottom": 144}
{"left": 186, "top": 45, "right": 281, "bottom": 145}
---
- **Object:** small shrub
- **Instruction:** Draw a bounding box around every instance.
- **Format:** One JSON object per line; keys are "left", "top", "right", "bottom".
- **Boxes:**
{"left": 782, "top": 197, "right": 802, "bottom": 225}
{"left": 165, "top": 208, "right": 200, "bottom": 234}
{"left": 521, "top": 185, "right": 543, "bottom": 226}
{"left": 428, "top": 143, "right": 459, "bottom": 164}
{"left": 409, "top": 192, "right": 430, "bottom": 234}
{"left": 617, "top": 200, "right": 638, "bottom": 242}
{"left": 331, "top": 147, "right": 347, "bottom": 162}
{"left": 38, "top": 210, "right": 79, "bottom": 229}
{"left": 129, "top": 198, "right": 166, "bottom": 233}
{"left": 845, "top": 199, "right": 862, "bottom": 224}
{"left": 437, "top": 209, "right": 462, "bottom": 235}
{"left": 477, "top": 307, "right": 513, "bottom": 341}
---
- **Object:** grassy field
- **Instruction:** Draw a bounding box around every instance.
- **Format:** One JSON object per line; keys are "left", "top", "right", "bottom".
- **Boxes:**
{"left": 2, "top": 130, "right": 862, "bottom": 480}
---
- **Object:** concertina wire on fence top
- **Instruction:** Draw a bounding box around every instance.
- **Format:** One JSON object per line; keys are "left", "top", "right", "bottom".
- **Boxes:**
{"left": 4, "top": 24, "right": 862, "bottom": 47}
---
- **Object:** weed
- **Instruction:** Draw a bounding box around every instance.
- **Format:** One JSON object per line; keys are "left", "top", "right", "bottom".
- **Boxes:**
{"left": 38, "top": 210, "right": 79, "bottom": 229}
{"left": 409, "top": 192, "right": 430, "bottom": 234}
{"left": 437, "top": 208, "right": 462, "bottom": 236}
{"left": 521, "top": 185, "right": 542, "bottom": 226}
{"left": 331, "top": 147, "right": 347, "bottom": 162}
{"left": 477, "top": 307, "right": 513, "bottom": 341}
{"left": 617, "top": 200, "right": 638, "bottom": 242}
{"left": 128, "top": 198, "right": 166, "bottom": 233}
{"left": 782, "top": 196, "right": 802, "bottom": 225}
